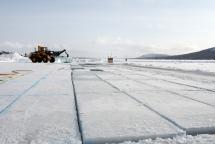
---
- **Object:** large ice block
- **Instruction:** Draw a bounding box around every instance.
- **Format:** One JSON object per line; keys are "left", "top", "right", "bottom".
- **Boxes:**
{"left": 127, "top": 90, "right": 215, "bottom": 134}
{"left": 76, "top": 92, "right": 184, "bottom": 144}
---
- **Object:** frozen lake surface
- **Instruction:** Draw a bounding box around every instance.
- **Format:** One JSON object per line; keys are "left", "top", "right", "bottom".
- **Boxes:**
{"left": 1, "top": 62, "right": 215, "bottom": 144}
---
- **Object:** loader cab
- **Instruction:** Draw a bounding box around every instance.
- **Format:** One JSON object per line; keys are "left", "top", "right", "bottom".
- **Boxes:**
{"left": 38, "top": 46, "right": 48, "bottom": 52}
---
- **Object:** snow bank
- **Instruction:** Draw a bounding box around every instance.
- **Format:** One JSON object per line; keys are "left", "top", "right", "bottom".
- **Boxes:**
{"left": 0, "top": 53, "right": 29, "bottom": 62}
{"left": 71, "top": 58, "right": 215, "bottom": 74}
{"left": 127, "top": 59, "right": 215, "bottom": 74}
{"left": 114, "top": 134, "right": 215, "bottom": 144}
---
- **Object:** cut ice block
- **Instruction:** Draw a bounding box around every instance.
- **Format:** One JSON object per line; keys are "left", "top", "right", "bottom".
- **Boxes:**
{"left": 76, "top": 92, "right": 184, "bottom": 144}
{"left": 128, "top": 90, "right": 215, "bottom": 134}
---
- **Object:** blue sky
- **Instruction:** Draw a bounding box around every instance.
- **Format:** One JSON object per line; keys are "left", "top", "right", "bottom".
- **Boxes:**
{"left": 1, "top": 0, "right": 215, "bottom": 57}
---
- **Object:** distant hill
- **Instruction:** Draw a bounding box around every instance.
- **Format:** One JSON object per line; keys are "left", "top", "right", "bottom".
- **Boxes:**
{"left": 137, "top": 54, "right": 169, "bottom": 59}
{"left": 0, "top": 51, "right": 12, "bottom": 55}
{"left": 137, "top": 47, "right": 215, "bottom": 60}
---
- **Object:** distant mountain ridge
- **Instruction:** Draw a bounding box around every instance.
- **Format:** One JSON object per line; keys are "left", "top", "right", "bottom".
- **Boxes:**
{"left": 137, "top": 53, "right": 169, "bottom": 59}
{"left": 138, "top": 47, "right": 215, "bottom": 60}
{"left": 0, "top": 51, "right": 12, "bottom": 55}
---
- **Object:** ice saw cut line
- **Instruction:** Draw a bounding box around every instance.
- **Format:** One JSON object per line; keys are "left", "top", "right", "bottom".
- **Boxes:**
{"left": 0, "top": 73, "right": 49, "bottom": 115}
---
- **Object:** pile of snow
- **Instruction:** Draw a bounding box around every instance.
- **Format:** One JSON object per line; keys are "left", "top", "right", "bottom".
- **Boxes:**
{"left": 115, "top": 134, "right": 215, "bottom": 144}
{"left": 0, "top": 52, "right": 29, "bottom": 62}
{"left": 55, "top": 56, "right": 73, "bottom": 63}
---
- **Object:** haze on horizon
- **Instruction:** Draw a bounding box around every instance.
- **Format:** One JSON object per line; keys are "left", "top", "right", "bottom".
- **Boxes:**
{"left": 0, "top": 0, "right": 215, "bottom": 58}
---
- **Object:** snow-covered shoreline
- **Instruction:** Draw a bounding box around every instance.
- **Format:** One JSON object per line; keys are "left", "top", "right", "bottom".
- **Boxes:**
{"left": 126, "top": 59, "right": 215, "bottom": 74}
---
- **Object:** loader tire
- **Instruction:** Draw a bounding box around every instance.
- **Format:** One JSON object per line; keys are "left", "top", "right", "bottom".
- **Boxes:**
{"left": 31, "top": 57, "right": 37, "bottom": 63}
{"left": 38, "top": 58, "right": 42, "bottom": 63}
{"left": 50, "top": 57, "right": 55, "bottom": 63}
{"left": 43, "top": 57, "right": 48, "bottom": 63}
